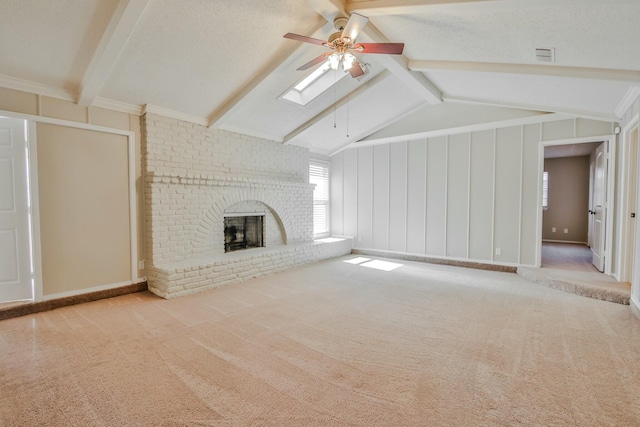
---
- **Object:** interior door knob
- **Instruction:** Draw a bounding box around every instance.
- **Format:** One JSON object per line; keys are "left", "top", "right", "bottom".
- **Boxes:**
{"left": 632, "top": 213, "right": 636, "bottom": 218}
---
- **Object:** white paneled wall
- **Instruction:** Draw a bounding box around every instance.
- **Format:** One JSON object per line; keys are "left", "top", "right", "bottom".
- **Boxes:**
{"left": 331, "top": 118, "right": 615, "bottom": 267}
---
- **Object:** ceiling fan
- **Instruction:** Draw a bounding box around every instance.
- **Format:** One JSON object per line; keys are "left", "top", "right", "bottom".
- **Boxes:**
{"left": 284, "top": 13, "right": 404, "bottom": 78}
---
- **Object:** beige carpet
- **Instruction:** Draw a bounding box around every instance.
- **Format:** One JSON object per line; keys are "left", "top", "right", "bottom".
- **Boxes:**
{"left": 2, "top": 256, "right": 640, "bottom": 426}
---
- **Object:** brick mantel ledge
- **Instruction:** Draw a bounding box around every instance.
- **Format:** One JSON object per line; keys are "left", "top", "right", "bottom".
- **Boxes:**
{"left": 146, "top": 171, "right": 311, "bottom": 189}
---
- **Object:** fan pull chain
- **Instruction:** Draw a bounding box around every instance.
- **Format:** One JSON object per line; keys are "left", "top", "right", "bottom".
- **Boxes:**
{"left": 346, "top": 98, "right": 349, "bottom": 138}
{"left": 333, "top": 71, "right": 337, "bottom": 129}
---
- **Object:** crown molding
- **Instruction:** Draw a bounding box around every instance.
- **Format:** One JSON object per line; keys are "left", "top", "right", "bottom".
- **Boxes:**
{"left": 615, "top": 86, "right": 640, "bottom": 119}
{"left": 0, "top": 73, "right": 76, "bottom": 102}
{"left": 93, "top": 97, "right": 143, "bottom": 115}
{"left": 142, "top": 104, "right": 208, "bottom": 126}
{"left": 349, "top": 112, "right": 571, "bottom": 149}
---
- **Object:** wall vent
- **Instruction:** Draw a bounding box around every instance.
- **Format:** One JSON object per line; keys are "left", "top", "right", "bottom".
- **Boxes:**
{"left": 535, "top": 48, "right": 555, "bottom": 63}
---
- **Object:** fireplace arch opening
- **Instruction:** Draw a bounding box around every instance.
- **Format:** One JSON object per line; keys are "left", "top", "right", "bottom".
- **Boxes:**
{"left": 223, "top": 200, "right": 286, "bottom": 252}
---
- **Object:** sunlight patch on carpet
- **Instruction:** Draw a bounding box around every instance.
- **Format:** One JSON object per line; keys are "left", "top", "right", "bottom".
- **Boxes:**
{"left": 343, "top": 257, "right": 371, "bottom": 265}
{"left": 360, "top": 260, "right": 403, "bottom": 271}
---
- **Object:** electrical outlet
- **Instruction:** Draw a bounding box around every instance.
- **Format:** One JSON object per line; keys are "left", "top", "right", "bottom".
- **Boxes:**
{"left": 564, "top": 228, "right": 569, "bottom": 234}
{"left": 495, "top": 248, "right": 501, "bottom": 256}
{"left": 552, "top": 227, "right": 556, "bottom": 232}
{"left": 138, "top": 260, "right": 145, "bottom": 270}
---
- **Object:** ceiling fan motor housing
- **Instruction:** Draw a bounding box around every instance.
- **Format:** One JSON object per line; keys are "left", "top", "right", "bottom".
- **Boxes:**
{"left": 333, "top": 17, "right": 348, "bottom": 31}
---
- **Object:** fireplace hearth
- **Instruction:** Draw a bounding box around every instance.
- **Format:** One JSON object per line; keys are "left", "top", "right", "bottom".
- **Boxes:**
{"left": 224, "top": 215, "right": 264, "bottom": 253}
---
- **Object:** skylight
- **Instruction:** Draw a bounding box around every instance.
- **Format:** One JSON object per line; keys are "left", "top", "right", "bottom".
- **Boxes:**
{"left": 294, "top": 62, "right": 331, "bottom": 92}
{"left": 281, "top": 62, "right": 358, "bottom": 106}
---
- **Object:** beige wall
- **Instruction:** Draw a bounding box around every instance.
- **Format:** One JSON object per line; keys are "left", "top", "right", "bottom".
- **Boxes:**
{"left": 542, "top": 156, "right": 591, "bottom": 243}
{"left": 37, "top": 124, "right": 131, "bottom": 294}
{"left": 0, "top": 86, "right": 144, "bottom": 297}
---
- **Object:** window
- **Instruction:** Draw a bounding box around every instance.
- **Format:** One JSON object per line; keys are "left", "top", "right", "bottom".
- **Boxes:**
{"left": 542, "top": 171, "right": 549, "bottom": 209}
{"left": 309, "top": 160, "right": 330, "bottom": 236}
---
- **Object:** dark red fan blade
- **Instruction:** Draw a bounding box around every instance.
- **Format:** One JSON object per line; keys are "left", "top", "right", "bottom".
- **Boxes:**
{"left": 355, "top": 43, "right": 404, "bottom": 55}
{"left": 297, "top": 53, "right": 330, "bottom": 71}
{"left": 348, "top": 61, "right": 365, "bottom": 78}
{"left": 284, "top": 33, "right": 328, "bottom": 46}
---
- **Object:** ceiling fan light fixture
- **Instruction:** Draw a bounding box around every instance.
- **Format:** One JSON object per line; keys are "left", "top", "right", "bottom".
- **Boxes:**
{"left": 328, "top": 52, "right": 341, "bottom": 70}
{"left": 343, "top": 52, "right": 356, "bottom": 71}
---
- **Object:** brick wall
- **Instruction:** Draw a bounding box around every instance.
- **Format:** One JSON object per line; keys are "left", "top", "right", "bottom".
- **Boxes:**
{"left": 142, "top": 113, "right": 351, "bottom": 297}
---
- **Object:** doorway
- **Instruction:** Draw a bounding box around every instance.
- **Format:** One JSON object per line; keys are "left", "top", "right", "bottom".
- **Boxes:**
{"left": 540, "top": 138, "right": 613, "bottom": 275}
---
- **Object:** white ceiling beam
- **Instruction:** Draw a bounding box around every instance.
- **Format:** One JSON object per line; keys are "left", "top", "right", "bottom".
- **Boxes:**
{"left": 77, "top": 0, "right": 150, "bottom": 106}
{"left": 363, "top": 25, "right": 442, "bottom": 104}
{"left": 409, "top": 60, "right": 640, "bottom": 83}
{"left": 207, "top": 16, "right": 326, "bottom": 128}
{"left": 304, "top": 0, "right": 347, "bottom": 22}
{"left": 443, "top": 95, "right": 619, "bottom": 122}
{"left": 346, "top": 0, "right": 498, "bottom": 16}
{"left": 348, "top": 0, "right": 638, "bottom": 16}
{"left": 284, "top": 70, "right": 392, "bottom": 144}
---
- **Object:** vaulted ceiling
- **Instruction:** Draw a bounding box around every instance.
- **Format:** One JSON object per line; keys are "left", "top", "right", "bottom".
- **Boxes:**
{"left": 1, "top": 0, "right": 639, "bottom": 156}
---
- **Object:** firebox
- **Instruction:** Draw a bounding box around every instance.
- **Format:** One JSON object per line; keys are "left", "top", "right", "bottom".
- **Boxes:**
{"left": 224, "top": 214, "right": 264, "bottom": 253}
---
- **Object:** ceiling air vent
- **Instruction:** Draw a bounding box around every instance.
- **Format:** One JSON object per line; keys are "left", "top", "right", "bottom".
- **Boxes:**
{"left": 535, "top": 48, "right": 555, "bottom": 63}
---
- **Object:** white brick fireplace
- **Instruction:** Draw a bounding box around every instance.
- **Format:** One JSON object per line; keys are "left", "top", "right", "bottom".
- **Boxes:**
{"left": 143, "top": 113, "right": 351, "bottom": 298}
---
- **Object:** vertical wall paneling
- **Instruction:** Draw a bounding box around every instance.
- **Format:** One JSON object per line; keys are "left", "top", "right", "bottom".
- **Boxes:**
{"left": 494, "top": 126, "right": 523, "bottom": 264}
{"left": 407, "top": 140, "right": 427, "bottom": 254}
{"left": 424, "top": 138, "right": 429, "bottom": 254}
{"left": 542, "top": 119, "right": 575, "bottom": 141}
{"left": 492, "top": 130, "right": 497, "bottom": 261}
{"left": 521, "top": 124, "right": 541, "bottom": 265}
{"left": 389, "top": 142, "right": 408, "bottom": 251}
{"left": 444, "top": 137, "right": 449, "bottom": 255}
{"left": 518, "top": 126, "right": 524, "bottom": 264}
{"left": 343, "top": 149, "right": 358, "bottom": 238}
{"left": 357, "top": 147, "right": 373, "bottom": 247}
{"left": 405, "top": 143, "right": 409, "bottom": 252}
{"left": 426, "top": 136, "right": 447, "bottom": 256}
{"left": 467, "top": 134, "right": 472, "bottom": 259}
{"left": 330, "top": 152, "right": 344, "bottom": 235}
{"left": 469, "top": 130, "right": 495, "bottom": 261}
{"left": 576, "top": 119, "right": 614, "bottom": 138}
{"left": 446, "top": 133, "right": 470, "bottom": 258}
{"left": 372, "top": 144, "right": 390, "bottom": 249}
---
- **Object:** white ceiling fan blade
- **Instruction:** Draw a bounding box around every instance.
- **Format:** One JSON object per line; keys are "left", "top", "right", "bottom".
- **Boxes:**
{"left": 341, "top": 12, "right": 368, "bottom": 43}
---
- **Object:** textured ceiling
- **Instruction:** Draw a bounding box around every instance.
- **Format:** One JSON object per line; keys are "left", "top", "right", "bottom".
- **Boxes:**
{"left": 0, "top": 0, "right": 638, "bottom": 155}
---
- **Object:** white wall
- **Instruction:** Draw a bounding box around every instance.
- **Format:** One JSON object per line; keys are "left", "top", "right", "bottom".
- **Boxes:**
{"left": 618, "top": 94, "right": 640, "bottom": 309}
{"left": 331, "top": 117, "right": 615, "bottom": 267}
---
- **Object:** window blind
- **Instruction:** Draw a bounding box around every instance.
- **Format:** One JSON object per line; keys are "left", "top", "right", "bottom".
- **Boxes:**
{"left": 309, "top": 160, "right": 330, "bottom": 235}
{"left": 542, "top": 171, "right": 549, "bottom": 208}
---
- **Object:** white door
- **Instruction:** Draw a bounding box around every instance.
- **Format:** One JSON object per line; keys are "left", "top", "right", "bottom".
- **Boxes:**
{"left": 588, "top": 156, "right": 595, "bottom": 248}
{"left": 626, "top": 126, "right": 638, "bottom": 282}
{"left": 591, "top": 142, "right": 606, "bottom": 272}
{"left": 631, "top": 127, "right": 640, "bottom": 297}
{"left": 0, "top": 117, "right": 32, "bottom": 302}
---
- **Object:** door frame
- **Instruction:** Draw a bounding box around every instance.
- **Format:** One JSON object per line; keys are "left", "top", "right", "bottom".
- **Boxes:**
{"left": 616, "top": 116, "right": 639, "bottom": 283}
{"left": 536, "top": 134, "right": 617, "bottom": 274}
{"left": 0, "top": 109, "right": 139, "bottom": 302}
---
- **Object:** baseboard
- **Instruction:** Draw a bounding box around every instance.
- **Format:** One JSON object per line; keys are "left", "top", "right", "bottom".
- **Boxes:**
{"left": 0, "top": 281, "right": 148, "bottom": 322}
{"left": 630, "top": 295, "right": 640, "bottom": 320}
{"left": 542, "top": 240, "right": 588, "bottom": 245}
{"left": 351, "top": 249, "right": 518, "bottom": 273}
